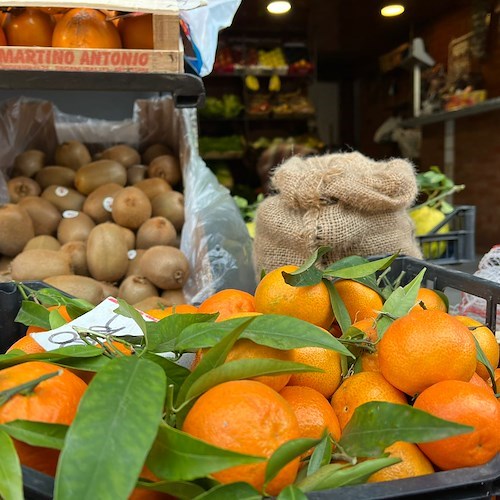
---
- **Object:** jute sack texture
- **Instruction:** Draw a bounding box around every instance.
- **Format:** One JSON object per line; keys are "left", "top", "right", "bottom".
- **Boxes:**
{"left": 254, "top": 151, "right": 422, "bottom": 274}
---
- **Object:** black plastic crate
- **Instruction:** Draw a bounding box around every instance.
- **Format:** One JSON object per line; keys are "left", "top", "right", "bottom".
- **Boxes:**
{"left": 417, "top": 205, "right": 476, "bottom": 265}
{"left": 1, "top": 262, "right": 500, "bottom": 499}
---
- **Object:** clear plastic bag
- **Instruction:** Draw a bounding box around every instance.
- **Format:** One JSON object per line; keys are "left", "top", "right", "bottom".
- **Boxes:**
{"left": 0, "top": 96, "right": 257, "bottom": 303}
{"left": 454, "top": 246, "right": 500, "bottom": 331}
{"left": 181, "top": 0, "right": 242, "bottom": 76}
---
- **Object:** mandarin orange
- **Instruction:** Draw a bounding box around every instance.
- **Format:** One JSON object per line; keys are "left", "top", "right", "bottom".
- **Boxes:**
{"left": 254, "top": 265, "right": 334, "bottom": 329}
{"left": 378, "top": 309, "right": 477, "bottom": 396}
{"left": 182, "top": 380, "right": 300, "bottom": 496}
{"left": 330, "top": 371, "right": 408, "bottom": 431}
{"left": 333, "top": 279, "right": 384, "bottom": 323}
{"left": 0, "top": 361, "right": 87, "bottom": 476}
{"left": 287, "top": 346, "right": 342, "bottom": 398}
{"left": 414, "top": 380, "right": 500, "bottom": 470}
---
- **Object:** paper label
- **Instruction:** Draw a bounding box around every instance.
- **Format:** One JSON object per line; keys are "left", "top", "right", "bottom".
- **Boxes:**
{"left": 55, "top": 186, "right": 69, "bottom": 197}
{"left": 128, "top": 249, "right": 137, "bottom": 260}
{"left": 102, "top": 196, "right": 114, "bottom": 212}
{"left": 32, "top": 297, "right": 157, "bottom": 351}
{"left": 63, "top": 210, "right": 79, "bottom": 218}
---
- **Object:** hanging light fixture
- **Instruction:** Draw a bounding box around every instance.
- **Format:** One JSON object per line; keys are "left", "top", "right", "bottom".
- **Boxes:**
{"left": 267, "top": 0, "right": 292, "bottom": 15}
{"left": 381, "top": 2, "right": 405, "bottom": 17}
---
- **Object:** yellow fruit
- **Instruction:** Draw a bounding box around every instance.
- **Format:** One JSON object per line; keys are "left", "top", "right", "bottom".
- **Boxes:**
{"left": 409, "top": 206, "right": 449, "bottom": 259}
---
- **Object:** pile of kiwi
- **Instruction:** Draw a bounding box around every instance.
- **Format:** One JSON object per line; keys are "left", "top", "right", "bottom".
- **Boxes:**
{"left": 0, "top": 140, "right": 190, "bottom": 310}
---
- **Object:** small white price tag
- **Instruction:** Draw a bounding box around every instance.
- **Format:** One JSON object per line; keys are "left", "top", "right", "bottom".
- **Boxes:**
{"left": 31, "top": 297, "right": 157, "bottom": 351}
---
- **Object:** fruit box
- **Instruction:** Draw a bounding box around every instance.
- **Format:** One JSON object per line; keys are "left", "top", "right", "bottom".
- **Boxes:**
{"left": 1, "top": 256, "right": 500, "bottom": 499}
{"left": 0, "top": 0, "right": 205, "bottom": 74}
{"left": 417, "top": 205, "right": 476, "bottom": 266}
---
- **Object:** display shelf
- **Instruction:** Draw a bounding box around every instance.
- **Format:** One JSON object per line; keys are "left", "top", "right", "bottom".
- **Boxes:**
{"left": 0, "top": 70, "right": 206, "bottom": 108}
{"left": 402, "top": 96, "right": 500, "bottom": 127}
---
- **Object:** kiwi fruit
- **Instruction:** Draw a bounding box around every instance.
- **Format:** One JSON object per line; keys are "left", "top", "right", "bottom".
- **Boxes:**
{"left": 24, "top": 235, "right": 61, "bottom": 251}
{"left": 0, "top": 255, "right": 11, "bottom": 273}
{"left": 82, "top": 183, "right": 123, "bottom": 223}
{"left": 101, "top": 144, "right": 141, "bottom": 168}
{"left": 75, "top": 160, "right": 127, "bottom": 195}
{"left": 133, "top": 295, "right": 172, "bottom": 312}
{"left": 60, "top": 240, "right": 88, "bottom": 276}
{"left": 142, "top": 143, "right": 173, "bottom": 165}
{"left": 147, "top": 155, "right": 182, "bottom": 186}
{"left": 86, "top": 222, "right": 129, "bottom": 282}
{"left": 8, "top": 176, "right": 41, "bottom": 202}
{"left": 118, "top": 275, "right": 158, "bottom": 305}
{"left": 12, "top": 149, "right": 46, "bottom": 178}
{"left": 136, "top": 217, "right": 176, "bottom": 249}
{"left": 41, "top": 185, "right": 86, "bottom": 212}
{"left": 151, "top": 191, "right": 185, "bottom": 231}
{"left": 133, "top": 177, "right": 172, "bottom": 201}
{"left": 125, "top": 249, "right": 145, "bottom": 277}
{"left": 100, "top": 281, "right": 119, "bottom": 298}
{"left": 118, "top": 225, "right": 135, "bottom": 250}
{"left": 35, "top": 166, "right": 76, "bottom": 190}
{"left": 111, "top": 186, "right": 152, "bottom": 230}
{"left": 11, "top": 249, "right": 72, "bottom": 281}
{"left": 44, "top": 275, "right": 104, "bottom": 305}
{"left": 57, "top": 211, "right": 96, "bottom": 244}
{"left": 140, "top": 245, "right": 190, "bottom": 290}
{"left": 0, "top": 204, "right": 35, "bottom": 257}
{"left": 55, "top": 141, "right": 92, "bottom": 170}
{"left": 18, "top": 196, "right": 62, "bottom": 236}
{"left": 160, "top": 289, "right": 187, "bottom": 306}
{"left": 127, "top": 164, "right": 147, "bottom": 185}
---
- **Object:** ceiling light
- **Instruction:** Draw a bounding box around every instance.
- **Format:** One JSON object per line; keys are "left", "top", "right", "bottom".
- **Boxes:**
{"left": 267, "top": 1, "right": 291, "bottom": 15}
{"left": 381, "top": 3, "right": 405, "bottom": 17}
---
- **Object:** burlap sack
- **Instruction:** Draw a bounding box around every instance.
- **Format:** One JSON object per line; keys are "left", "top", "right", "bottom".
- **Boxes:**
{"left": 254, "top": 151, "right": 422, "bottom": 274}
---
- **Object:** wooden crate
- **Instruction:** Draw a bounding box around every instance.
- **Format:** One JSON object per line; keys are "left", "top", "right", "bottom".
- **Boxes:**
{"left": 0, "top": 0, "right": 203, "bottom": 73}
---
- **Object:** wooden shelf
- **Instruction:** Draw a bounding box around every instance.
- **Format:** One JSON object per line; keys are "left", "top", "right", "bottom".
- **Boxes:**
{"left": 402, "top": 97, "right": 500, "bottom": 127}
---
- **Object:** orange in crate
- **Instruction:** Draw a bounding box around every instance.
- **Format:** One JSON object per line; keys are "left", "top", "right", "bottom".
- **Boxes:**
{"left": 52, "top": 8, "right": 122, "bottom": 49}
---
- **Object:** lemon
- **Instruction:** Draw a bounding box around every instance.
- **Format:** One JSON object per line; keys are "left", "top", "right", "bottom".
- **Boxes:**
{"left": 410, "top": 206, "right": 449, "bottom": 259}
{"left": 246, "top": 221, "right": 256, "bottom": 238}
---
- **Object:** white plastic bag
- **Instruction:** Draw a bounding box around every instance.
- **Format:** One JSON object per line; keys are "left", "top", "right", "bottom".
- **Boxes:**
{"left": 181, "top": 0, "right": 242, "bottom": 76}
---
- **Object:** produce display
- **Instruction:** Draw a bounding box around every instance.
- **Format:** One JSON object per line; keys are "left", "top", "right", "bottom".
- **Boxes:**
{"left": 198, "top": 94, "right": 244, "bottom": 119}
{"left": 409, "top": 166, "right": 465, "bottom": 259}
{"left": 0, "top": 7, "right": 155, "bottom": 49}
{"left": 198, "top": 135, "right": 245, "bottom": 159}
{"left": 213, "top": 42, "right": 314, "bottom": 75}
{"left": 0, "top": 140, "right": 190, "bottom": 310}
{"left": 246, "top": 91, "right": 315, "bottom": 118}
{"left": 0, "top": 251, "right": 498, "bottom": 498}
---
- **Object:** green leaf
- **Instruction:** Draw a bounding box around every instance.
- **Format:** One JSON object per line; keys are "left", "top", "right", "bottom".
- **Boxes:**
{"left": 14, "top": 300, "right": 51, "bottom": 329}
{"left": 473, "top": 336, "right": 497, "bottom": 393}
{"left": 136, "top": 479, "right": 206, "bottom": 499}
{"left": 193, "top": 482, "right": 261, "bottom": 500}
{"left": 0, "top": 421, "right": 67, "bottom": 450}
{"left": 377, "top": 268, "right": 426, "bottom": 339}
{"left": 282, "top": 246, "right": 332, "bottom": 287}
{"left": 0, "top": 345, "right": 105, "bottom": 370}
{"left": 49, "top": 308, "right": 70, "bottom": 329}
{"left": 185, "top": 359, "right": 321, "bottom": 403}
{"left": 147, "top": 423, "right": 265, "bottom": 482}
{"left": 143, "top": 352, "right": 191, "bottom": 388}
{"left": 175, "top": 315, "right": 353, "bottom": 358}
{"left": 323, "top": 280, "right": 351, "bottom": 335}
{"left": 114, "top": 299, "right": 147, "bottom": 337}
{"left": 278, "top": 485, "right": 308, "bottom": 500}
{"left": 323, "top": 254, "right": 398, "bottom": 279}
{"left": 55, "top": 357, "right": 167, "bottom": 500}
{"left": 175, "top": 318, "right": 255, "bottom": 412}
{"left": 147, "top": 313, "right": 217, "bottom": 353}
{"left": 339, "top": 401, "right": 473, "bottom": 457}
{"left": 0, "top": 429, "right": 23, "bottom": 500}
{"left": 307, "top": 433, "right": 333, "bottom": 476}
{"left": 297, "top": 457, "right": 400, "bottom": 492}
{"left": 433, "top": 289, "right": 449, "bottom": 312}
{"left": 265, "top": 437, "right": 321, "bottom": 487}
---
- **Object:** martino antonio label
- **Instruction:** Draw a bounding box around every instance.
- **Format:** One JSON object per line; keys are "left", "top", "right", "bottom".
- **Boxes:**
{"left": 0, "top": 47, "right": 178, "bottom": 73}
